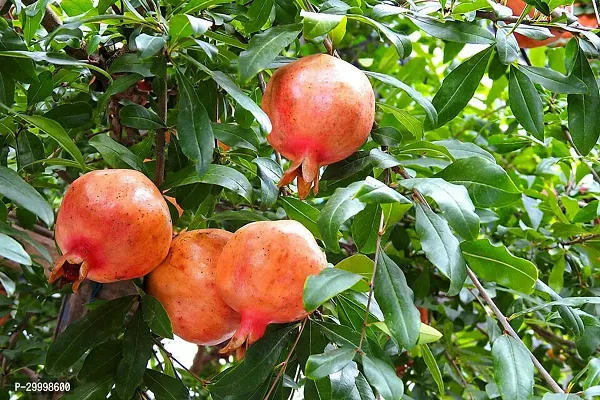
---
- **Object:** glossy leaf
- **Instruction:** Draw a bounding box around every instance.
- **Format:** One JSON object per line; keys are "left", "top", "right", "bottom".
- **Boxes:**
{"left": 434, "top": 157, "right": 521, "bottom": 207}
{"left": 119, "top": 103, "right": 166, "bottom": 130}
{"left": 492, "top": 335, "right": 534, "bottom": 400}
{"left": 306, "top": 348, "right": 356, "bottom": 380}
{"left": 428, "top": 46, "right": 493, "bottom": 129}
{"left": 411, "top": 16, "right": 495, "bottom": 44}
{"left": 361, "top": 354, "right": 404, "bottom": 400}
{"left": 509, "top": 66, "right": 544, "bottom": 139}
{"left": 568, "top": 46, "right": 600, "bottom": 156}
{"left": 520, "top": 65, "right": 588, "bottom": 94}
{"left": 415, "top": 204, "right": 467, "bottom": 296}
{"left": 461, "top": 239, "right": 538, "bottom": 294}
{"left": 0, "top": 165, "right": 54, "bottom": 226}
{"left": 144, "top": 369, "right": 190, "bottom": 400}
{"left": 89, "top": 135, "right": 147, "bottom": 172}
{"left": 374, "top": 249, "right": 421, "bottom": 349}
{"left": 238, "top": 24, "right": 302, "bottom": 82}
{"left": 0, "top": 232, "right": 31, "bottom": 265}
{"left": 304, "top": 268, "right": 363, "bottom": 311}
{"left": 176, "top": 69, "right": 214, "bottom": 176}
{"left": 46, "top": 296, "right": 136, "bottom": 375}
{"left": 421, "top": 344, "right": 444, "bottom": 395}
{"left": 141, "top": 295, "right": 173, "bottom": 339}
{"left": 402, "top": 178, "right": 479, "bottom": 240}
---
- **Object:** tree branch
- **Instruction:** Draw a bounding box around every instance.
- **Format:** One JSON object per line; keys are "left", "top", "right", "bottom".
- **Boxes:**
{"left": 264, "top": 319, "right": 306, "bottom": 400}
{"left": 467, "top": 269, "right": 565, "bottom": 394}
{"left": 154, "top": 56, "right": 168, "bottom": 187}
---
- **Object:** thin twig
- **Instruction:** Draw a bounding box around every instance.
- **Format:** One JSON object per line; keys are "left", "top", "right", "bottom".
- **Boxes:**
{"left": 154, "top": 55, "right": 169, "bottom": 187}
{"left": 264, "top": 319, "right": 307, "bottom": 400}
{"left": 467, "top": 269, "right": 564, "bottom": 394}
{"left": 444, "top": 350, "right": 468, "bottom": 387}
{"left": 152, "top": 338, "right": 208, "bottom": 387}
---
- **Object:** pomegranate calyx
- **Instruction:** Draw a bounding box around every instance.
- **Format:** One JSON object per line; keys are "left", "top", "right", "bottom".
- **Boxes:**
{"left": 278, "top": 155, "right": 321, "bottom": 199}
{"left": 49, "top": 253, "right": 89, "bottom": 293}
{"left": 219, "top": 312, "right": 269, "bottom": 359}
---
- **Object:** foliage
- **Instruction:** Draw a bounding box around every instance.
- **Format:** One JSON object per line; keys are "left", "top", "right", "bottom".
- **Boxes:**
{"left": 0, "top": 0, "right": 599, "bottom": 398}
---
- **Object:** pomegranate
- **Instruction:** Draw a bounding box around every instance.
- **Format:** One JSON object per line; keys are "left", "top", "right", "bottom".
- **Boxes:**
{"left": 147, "top": 230, "right": 240, "bottom": 345}
{"left": 216, "top": 220, "right": 327, "bottom": 354}
{"left": 49, "top": 169, "right": 172, "bottom": 292}
{"left": 504, "top": 0, "right": 562, "bottom": 48}
{"left": 262, "top": 54, "right": 375, "bottom": 199}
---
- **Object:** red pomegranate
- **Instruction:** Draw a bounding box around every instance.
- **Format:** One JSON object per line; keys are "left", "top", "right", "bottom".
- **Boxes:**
{"left": 262, "top": 54, "right": 375, "bottom": 199}
{"left": 50, "top": 169, "right": 172, "bottom": 292}
{"left": 216, "top": 220, "right": 327, "bottom": 355}
{"left": 148, "top": 230, "right": 240, "bottom": 345}
{"left": 505, "top": 0, "right": 562, "bottom": 48}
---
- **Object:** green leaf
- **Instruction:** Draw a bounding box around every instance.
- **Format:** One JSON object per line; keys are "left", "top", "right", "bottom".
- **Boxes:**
{"left": 369, "top": 148, "right": 402, "bottom": 169}
{"left": 401, "top": 178, "right": 479, "bottom": 240}
{"left": 115, "top": 308, "right": 153, "bottom": 400}
{"left": 301, "top": 11, "right": 345, "bottom": 40}
{"left": 398, "top": 141, "right": 454, "bottom": 160}
{"left": 371, "top": 126, "right": 404, "bottom": 147}
{"left": 317, "top": 183, "right": 366, "bottom": 252}
{"left": 141, "top": 295, "right": 173, "bottom": 339}
{"left": 0, "top": 165, "right": 54, "bottom": 226}
{"left": 17, "top": 130, "right": 44, "bottom": 173}
{"left": 378, "top": 103, "right": 422, "bottom": 140}
{"left": 418, "top": 323, "right": 443, "bottom": 345}
{"left": 119, "top": 103, "right": 166, "bottom": 130}
{"left": 584, "top": 359, "right": 600, "bottom": 390}
{"left": 238, "top": 23, "right": 302, "bottom": 82}
{"left": 509, "top": 66, "right": 544, "bottom": 139}
{"left": 176, "top": 69, "right": 214, "bottom": 176}
{"left": 164, "top": 165, "right": 253, "bottom": 203}
{"left": 245, "top": 0, "right": 275, "bottom": 33}
{"left": 184, "top": 59, "right": 271, "bottom": 134}
{"left": 78, "top": 340, "right": 123, "bottom": 381}
{"left": 281, "top": 197, "right": 322, "bottom": 240}
{"left": 375, "top": 249, "right": 421, "bottom": 349}
{"left": 361, "top": 354, "right": 404, "bottom": 400}
{"left": 0, "top": 72, "right": 14, "bottom": 108}
{"left": 168, "top": 14, "right": 211, "bottom": 46}
{"left": 212, "top": 123, "right": 260, "bottom": 151}
{"left": 304, "top": 268, "right": 363, "bottom": 311}
{"left": 415, "top": 204, "right": 467, "bottom": 296}
{"left": 108, "top": 54, "right": 154, "bottom": 77}
{"left": 411, "top": 16, "right": 495, "bottom": 44}
{"left": 421, "top": 344, "right": 444, "bottom": 395}
{"left": 135, "top": 34, "right": 166, "bottom": 59}
{"left": 0, "top": 232, "right": 31, "bottom": 265}
{"left": 492, "top": 335, "right": 534, "bottom": 400}
{"left": 434, "top": 139, "right": 496, "bottom": 163}
{"left": 366, "top": 71, "right": 437, "bottom": 127}
{"left": 461, "top": 239, "right": 539, "bottom": 294}
{"left": 520, "top": 65, "right": 588, "bottom": 94}
{"left": 46, "top": 296, "right": 136, "bottom": 375}
{"left": 27, "top": 73, "right": 53, "bottom": 106}
{"left": 208, "top": 210, "right": 270, "bottom": 222}
{"left": 434, "top": 157, "right": 522, "bottom": 207}
{"left": 89, "top": 135, "right": 147, "bottom": 172}
{"left": 306, "top": 348, "right": 356, "bottom": 380}
{"left": 18, "top": 114, "right": 86, "bottom": 170}
{"left": 352, "top": 205, "right": 383, "bottom": 255}
{"left": 429, "top": 46, "right": 493, "bottom": 129}
{"left": 44, "top": 102, "right": 93, "bottom": 128}
{"left": 568, "top": 46, "right": 600, "bottom": 156}
{"left": 354, "top": 177, "right": 412, "bottom": 205}
{"left": 60, "top": 375, "right": 113, "bottom": 400}
{"left": 348, "top": 15, "right": 411, "bottom": 59}
{"left": 253, "top": 157, "right": 281, "bottom": 209}
{"left": 144, "top": 369, "right": 190, "bottom": 400}
{"left": 210, "top": 326, "right": 295, "bottom": 398}
{"left": 495, "top": 27, "right": 519, "bottom": 65}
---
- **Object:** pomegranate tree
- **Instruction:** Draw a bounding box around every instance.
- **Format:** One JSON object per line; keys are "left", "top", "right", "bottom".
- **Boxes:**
{"left": 216, "top": 220, "right": 327, "bottom": 354}
{"left": 49, "top": 169, "right": 172, "bottom": 292}
{"left": 262, "top": 54, "right": 375, "bottom": 199}
{"left": 148, "top": 229, "right": 240, "bottom": 345}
